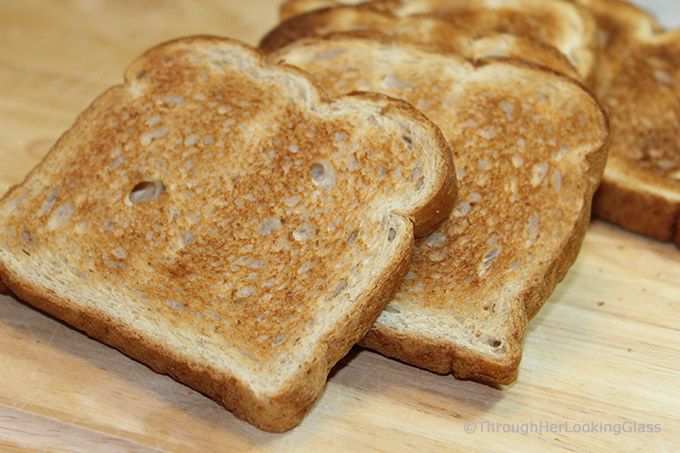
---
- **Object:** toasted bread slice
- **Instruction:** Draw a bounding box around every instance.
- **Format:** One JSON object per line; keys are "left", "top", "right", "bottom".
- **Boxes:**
{"left": 261, "top": 6, "right": 579, "bottom": 79}
{"left": 281, "top": 0, "right": 359, "bottom": 19}
{"left": 577, "top": 0, "right": 680, "bottom": 247}
{"left": 270, "top": 35, "right": 609, "bottom": 383}
{"left": 278, "top": 0, "right": 598, "bottom": 81}
{"left": 0, "top": 36, "right": 455, "bottom": 432}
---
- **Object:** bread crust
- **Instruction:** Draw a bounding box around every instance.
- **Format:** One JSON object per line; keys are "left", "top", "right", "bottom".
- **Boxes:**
{"left": 277, "top": 0, "right": 598, "bottom": 81}
{"left": 593, "top": 178, "right": 680, "bottom": 244}
{"left": 342, "top": 92, "right": 457, "bottom": 237}
{"left": 360, "top": 314, "right": 525, "bottom": 384}
{"left": 0, "top": 230, "right": 413, "bottom": 431}
{"left": 281, "top": 0, "right": 350, "bottom": 19}
{"left": 0, "top": 36, "right": 454, "bottom": 431}
{"left": 260, "top": 6, "right": 580, "bottom": 80}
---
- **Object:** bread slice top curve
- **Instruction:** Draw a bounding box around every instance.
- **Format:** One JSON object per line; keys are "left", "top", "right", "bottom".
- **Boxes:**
{"left": 278, "top": 0, "right": 597, "bottom": 81}
{"left": 271, "top": 35, "right": 609, "bottom": 383}
{"left": 0, "top": 36, "right": 455, "bottom": 432}
{"left": 261, "top": 5, "right": 579, "bottom": 80}
{"left": 281, "top": 0, "right": 361, "bottom": 19}
{"left": 577, "top": 0, "right": 680, "bottom": 246}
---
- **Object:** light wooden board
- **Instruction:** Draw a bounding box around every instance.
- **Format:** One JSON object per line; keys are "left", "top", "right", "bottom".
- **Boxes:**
{"left": 0, "top": 1, "right": 678, "bottom": 451}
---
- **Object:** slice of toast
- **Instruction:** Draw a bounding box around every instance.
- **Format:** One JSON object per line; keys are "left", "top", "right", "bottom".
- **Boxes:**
{"left": 577, "top": 0, "right": 680, "bottom": 247}
{"left": 281, "top": 0, "right": 359, "bottom": 19}
{"left": 260, "top": 5, "right": 579, "bottom": 79}
{"left": 278, "top": 0, "right": 598, "bottom": 81}
{"left": 0, "top": 36, "right": 456, "bottom": 432}
{"left": 270, "top": 34, "right": 609, "bottom": 383}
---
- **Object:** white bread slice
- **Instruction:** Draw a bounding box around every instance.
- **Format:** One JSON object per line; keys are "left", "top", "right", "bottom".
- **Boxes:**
{"left": 270, "top": 35, "right": 609, "bottom": 383}
{"left": 278, "top": 0, "right": 598, "bottom": 81}
{"left": 0, "top": 36, "right": 455, "bottom": 431}
{"left": 260, "top": 5, "right": 580, "bottom": 79}
{"left": 577, "top": 0, "right": 680, "bottom": 247}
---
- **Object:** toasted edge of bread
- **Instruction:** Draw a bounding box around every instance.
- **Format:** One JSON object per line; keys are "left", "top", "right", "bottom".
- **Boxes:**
{"left": 260, "top": 6, "right": 580, "bottom": 80}
{"left": 278, "top": 0, "right": 599, "bottom": 83}
{"left": 593, "top": 164, "right": 680, "bottom": 247}
{"left": 280, "top": 0, "right": 358, "bottom": 19}
{"left": 0, "top": 237, "right": 413, "bottom": 430}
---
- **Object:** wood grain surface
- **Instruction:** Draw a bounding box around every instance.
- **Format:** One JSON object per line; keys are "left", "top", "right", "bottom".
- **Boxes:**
{"left": 0, "top": 1, "right": 678, "bottom": 451}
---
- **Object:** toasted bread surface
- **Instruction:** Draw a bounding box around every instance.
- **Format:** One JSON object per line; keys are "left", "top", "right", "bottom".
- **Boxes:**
{"left": 278, "top": 0, "right": 597, "bottom": 81}
{"left": 281, "top": 0, "right": 360, "bottom": 19}
{"left": 0, "top": 36, "right": 455, "bottom": 431}
{"left": 261, "top": 6, "right": 579, "bottom": 79}
{"left": 578, "top": 0, "right": 680, "bottom": 247}
{"left": 271, "top": 35, "right": 609, "bottom": 383}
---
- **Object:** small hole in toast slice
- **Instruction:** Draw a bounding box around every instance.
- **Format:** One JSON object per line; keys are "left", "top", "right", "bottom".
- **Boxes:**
{"left": 129, "top": 180, "right": 166, "bottom": 204}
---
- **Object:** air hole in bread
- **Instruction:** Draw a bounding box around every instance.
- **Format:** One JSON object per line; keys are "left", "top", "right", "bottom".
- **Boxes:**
{"left": 165, "top": 299, "right": 186, "bottom": 312}
{"left": 309, "top": 161, "right": 336, "bottom": 190}
{"left": 22, "top": 229, "right": 35, "bottom": 246}
{"left": 112, "top": 247, "right": 127, "bottom": 259}
{"left": 388, "top": 228, "right": 396, "bottom": 242}
{"left": 293, "top": 222, "right": 317, "bottom": 242}
{"left": 310, "top": 163, "right": 323, "bottom": 178}
{"left": 530, "top": 162, "right": 549, "bottom": 187}
{"left": 236, "top": 285, "right": 257, "bottom": 298}
{"left": 181, "top": 231, "right": 196, "bottom": 247}
{"left": 272, "top": 334, "right": 288, "bottom": 346}
{"left": 653, "top": 70, "right": 673, "bottom": 85}
{"left": 487, "top": 339, "right": 502, "bottom": 348}
{"left": 425, "top": 231, "right": 447, "bottom": 248}
{"left": 482, "top": 246, "right": 502, "bottom": 270}
{"left": 129, "top": 180, "right": 166, "bottom": 204}
{"left": 348, "top": 230, "right": 359, "bottom": 244}
{"left": 483, "top": 303, "right": 496, "bottom": 313}
{"left": 298, "top": 261, "right": 314, "bottom": 274}
{"left": 48, "top": 202, "right": 75, "bottom": 231}
{"left": 258, "top": 217, "right": 283, "bottom": 236}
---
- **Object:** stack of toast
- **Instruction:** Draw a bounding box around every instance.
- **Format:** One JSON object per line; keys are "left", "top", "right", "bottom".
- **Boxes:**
{"left": 0, "top": 0, "right": 677, "bottom": 432}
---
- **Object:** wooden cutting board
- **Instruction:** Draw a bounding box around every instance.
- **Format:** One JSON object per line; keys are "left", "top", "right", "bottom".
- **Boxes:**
{"left": 0, "top": 1, "right": 678, "bottom": 451}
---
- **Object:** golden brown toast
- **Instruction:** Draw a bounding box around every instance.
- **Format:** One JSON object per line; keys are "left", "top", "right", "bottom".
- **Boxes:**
{"left": 577, "top": 0, "right": 680, "bottom": 247}
{"left": 0, "top": 36, "right": 456, "bottom": 431}
{"left": 270, "top": 34, "right": 609, "bottom": 383}
{"left": 281, "top": 0, "right": 356, "bottom": 18}
{"left": 278, "top": 0, "right": 598, "bottom": 81}
{"left": 260, "top": 5, "right": 579, "bottom": 79}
